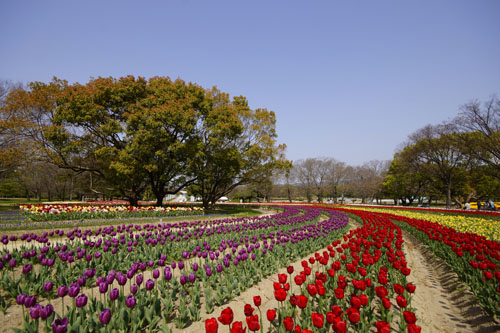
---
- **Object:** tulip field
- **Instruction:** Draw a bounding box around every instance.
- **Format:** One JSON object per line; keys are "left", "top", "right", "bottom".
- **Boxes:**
{"left": 0, "top": 203, "right": 499, "bottom": 332}
{"left": 18, "top": 204, "right": 204, "bottom": 222}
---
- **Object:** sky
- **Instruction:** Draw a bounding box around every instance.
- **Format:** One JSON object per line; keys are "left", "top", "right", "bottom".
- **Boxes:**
{"left": 1, "top": 0, "right": 499, "bottom": 165}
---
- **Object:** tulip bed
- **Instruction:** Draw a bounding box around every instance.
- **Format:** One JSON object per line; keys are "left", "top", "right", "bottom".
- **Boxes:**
{"left": 0, "top": 206, "right": 351, "bottom": 332}
{"left": 326, "top": 205, "right": 500, "bottom": 241}
{"left": 325, "top": 204, "right": 500, "bottom": 320}
{"left": 206, "top": 207, "right": 421, "bottom": 333}
{"left": 18, "top": 204, "right": 204, "bottom": 222}
{"left": 380, "top": 211, "right": 500, "bottom": 320}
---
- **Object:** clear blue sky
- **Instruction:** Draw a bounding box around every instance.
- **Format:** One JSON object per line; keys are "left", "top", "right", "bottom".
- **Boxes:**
{"left": 1, "top": 0, "right": 499, "bottom": 165}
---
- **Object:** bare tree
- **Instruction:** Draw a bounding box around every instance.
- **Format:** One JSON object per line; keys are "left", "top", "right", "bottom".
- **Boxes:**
{"left": 455, "top": 95, "right": 500, "bottom": 179}
{"left": 293, "top": 158, "right": 331, "bottom": 202}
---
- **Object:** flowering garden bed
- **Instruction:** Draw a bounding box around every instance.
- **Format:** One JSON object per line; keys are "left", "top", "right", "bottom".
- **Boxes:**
{"left": 0, "top": 204, "right": 498, "bottom": 332}
{"left": 18, "top": 204, "right": 204, "bottom": 222}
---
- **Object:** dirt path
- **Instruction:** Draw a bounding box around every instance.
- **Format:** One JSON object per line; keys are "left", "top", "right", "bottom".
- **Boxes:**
{"left": 402, "top": 230, "right": 500, "bottom": 332}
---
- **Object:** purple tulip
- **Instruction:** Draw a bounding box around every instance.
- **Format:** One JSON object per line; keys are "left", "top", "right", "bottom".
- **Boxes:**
{"left": 180, "top": 275, "right": 188, "bottom": 285}
{"left": 16, "top": 294, "right": 26, "bottom": 305}
{"left": 171, "top": 262, "right": 176, "bottom": 269}
{"left": 148, "top": 260, "right": 154, "bottom": 267}
{"left": 68, "top": 284, "right": 80, "bottom": 298}
{"left": 216, "top": 264, "right": 223, "bottom": 273}
{"left": 109, "top": 288, "right": 119, "bottom": 301}
{"left": 94, "top": 252, "right": 101, "bottom": 259}
{"left": 103, "top": 274, "right": 113, "bottom": 285}
{"left": 43, "top": 282, "right": 53, "bottom": 293}
{"left": 40, "top": 304, "right": 54, "bottom": 320}
{"left": 9, "top": 259, "right": 16, "bottom": 269}
{"left": 205, "top": 267, "right": 213, "bottom": 276}
{"left": 52, "top": 317, "right": 69, "bottom": 333}
{"left": 96, "top": 276, "right": 105, "bottom": 286}
{"left": 99, "top": 308, "right": 111, "bottom": 325}
{"left": 139, "top": 262, "right": 146, "bottom": 271}
{"left": 125, "top": 295, "right": 136, "bottom": 308}
{"left": 117, "top": 273, "right": 127, "bottom": 286}
{"left": 30, "top": 304, "right": 41, "bottom": 319}
{"left": 24, "top": 295, "right": 36, "bottom": 308}
{"left": 130, "top": 284, "right": 138, "bottom": 295}
{"left": 192, "top": 263, "right": 198, "bottom": 272}
{"left": 99, "top": 282, "right": 108, "bottom": 294}
{"left": 77, "top": 276, "right": 87, "bottom": 287}
{"left": 178, "top": 261, "right": 184, "bottom": 270}
{"left": 47, "top": 258, "right": 55, "bottom": 267}
{"left": 75, "top": 294, "right": 87, "bottom": 307}
{"left": 164, "top": 268, "right": 172, "bottom": 281}
{"left": 145, "top": 279, "right": 154, "bottom": 291}
{"left": 136, "top": 274, "right": 143, "bottom": 286}
{"left": 57, "top": 285, "right": 68, "bottom": 298}
{"left": 153, "top": 269, "right": 160, "bottom": 279}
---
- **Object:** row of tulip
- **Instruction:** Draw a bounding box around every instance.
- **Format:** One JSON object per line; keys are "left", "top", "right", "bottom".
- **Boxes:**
{"left": 18, "top": 204, "right": 204, "bottom": 222}
{"left": 331, "top": 205, "right": 500, "bottom": 241}
{"left": 205, "top": 207, "right": 421, "bottom": 333}
{"left": 1, "top": 206, "right": 350, "bottom": 331}
{"left": 378, "top": 211, "right": 500, "bottom": 320}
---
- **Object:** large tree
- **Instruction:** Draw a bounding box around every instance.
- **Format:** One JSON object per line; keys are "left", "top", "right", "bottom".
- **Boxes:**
{"left": 405, "top": 124, "right": 470, "bottom": 207}
{"left": 188, "top": 90, "right": 286, "bottom": 208}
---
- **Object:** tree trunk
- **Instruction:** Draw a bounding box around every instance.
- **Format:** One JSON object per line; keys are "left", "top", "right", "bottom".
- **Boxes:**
{"left": 287, "top": 187, "right": 292, "bottom": 202}
{"left": 446, "top": 182, "right": 452, "bottom": 208}
{"left": 155, "top": 195, "right": 164, "bottom": 207}
{"left": 128, "top": 196, "right": 139, "bottom": 207}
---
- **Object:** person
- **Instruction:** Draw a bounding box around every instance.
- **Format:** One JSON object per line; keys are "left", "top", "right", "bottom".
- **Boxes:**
{"left": 464, "top": 202, "right": 470, "bottom": 210}
{"left": 489, "top": 200, "right": 495, "bottom": 211}
{"left": 477, "top": 200, "right": 482, "bottom": 210}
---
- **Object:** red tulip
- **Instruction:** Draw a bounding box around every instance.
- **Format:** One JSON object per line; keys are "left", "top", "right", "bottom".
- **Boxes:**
{"left": 382, "top": 297, "right": 391, "bottom": 309}
{"left": 266, "top": 309, "right": 276, "bottom": 321}
{"left": 375, "top": 286, "right": 388, "bottom": 298}
{"left": 253, "top": 296, "right": 261, "bottom": 307}
{"left": 334, "top": 288, "right": 344, "bottom": 299}
{"left": 406, "top": 283, "right": 416, "bottom": 293}
{"left": 244, "top": 304, "right": 254, "bottom": 317}
{"left": 278, "top": 273, "right": 287, "bottom": 284}
{"left": 306, "top": 284, "right": 317, "bottom": 296}
{"left": 283, "top": 316, "right": 294, "bottom": 331}
{"left": 393, "top": 283, "right": 404, "bottom": 295}
{"left": 246, "top": 314, "right": 260, "bottom": 332}
{"left": 205, "top": 318, "right": 218, "bottom": 333}
{"left": 311, "top": 313, "right": 324, "bottom": 328}
{"left": 218, "top": 307, "right": 234, "bottom": 325}
{"left": 407, "top": 324, "right": 422, "bottom": 333}
{"left": 375, "top": 321, "right": 390, "bottom": 333}
{"left": 230, "top": 321, "right": 246, "bottom": 333}
{"left": 296, "top": 295, "right": 308, "bottom": 309}
{"left": 347, "top": 307, "right": 360, "bottom": 323}
{"left": 403, "top": 311, "right": 417, "bottom": 324}
{"left": 294, "top": 275, "right": 304, "bottom": 286}
{"left": 396, "top": 295, "right": 407, "bottom": 308}
{"left": 274, "top": 288, "right": 287, "bottom": 302}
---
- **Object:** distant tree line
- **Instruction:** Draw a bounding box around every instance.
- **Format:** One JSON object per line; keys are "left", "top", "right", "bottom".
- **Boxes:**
{"left": 383, "top": 96, "right": 500, "bottom": 207}
{"left": 0, "top": 77, "right": 286, "bottom": 208}
{"left": 232, "top": 95, "right": 500, "bottom": 208}
{"left": 231, "top": 157, "right": 390, "bottom": 204}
